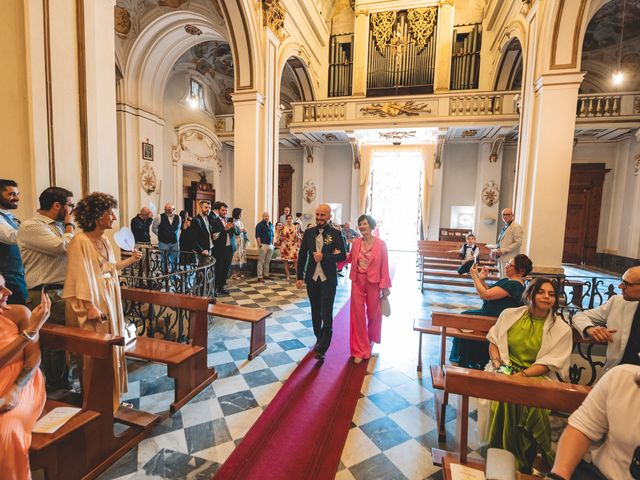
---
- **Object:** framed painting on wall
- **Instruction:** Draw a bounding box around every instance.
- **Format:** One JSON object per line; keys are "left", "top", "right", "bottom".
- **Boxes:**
{"left": 142, "top": 142, "right": 154, "bottom": 161}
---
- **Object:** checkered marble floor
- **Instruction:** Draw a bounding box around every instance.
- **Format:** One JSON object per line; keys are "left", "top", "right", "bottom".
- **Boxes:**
{"left": 97, "top": 253, "right": 504, "bottom": 480}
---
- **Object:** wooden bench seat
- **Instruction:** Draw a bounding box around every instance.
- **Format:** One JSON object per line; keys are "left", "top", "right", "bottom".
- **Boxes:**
{"left": 121, "top": 288, "right": 218, "bottom": 414}
{"left": 209, "top": 302, "right": 272, "bottom": 360}
{"left": 435, "top": 366, "right": 591, "bottom": 466}
{"left": 31, "top": 324, "right": 160, "bottom": 479}
{"left": 31, "top": 399, "right": 100, "bottom": 452}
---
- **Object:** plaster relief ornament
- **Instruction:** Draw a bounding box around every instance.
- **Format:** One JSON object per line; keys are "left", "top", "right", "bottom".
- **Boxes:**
{"left": 360, "top": 101, "right": 431, "bottom": 117}
{"left": 114, "top": 6, "right": 132, "bottom": 36}
{"left": 407, "top": 7, "right": 437, "bottom": 53}
{"left": 481, "top": 181, "right": 500, "bottom": 207}
{"left": 262, "top": 0, "right": 287, "bottom": 40}
{"left": 303, "top": 180, "right": 317, "bottom": 203}
{"left": 634, "top": 153, "right": 640, "bottom": 176}
{"left": 141, "top": 163, "right": 157, "bottom": 194}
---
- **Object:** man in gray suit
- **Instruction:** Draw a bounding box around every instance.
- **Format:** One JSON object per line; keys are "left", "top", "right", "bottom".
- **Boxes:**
{"left": 491, "top": 208, "right": 523, "bottom": 277}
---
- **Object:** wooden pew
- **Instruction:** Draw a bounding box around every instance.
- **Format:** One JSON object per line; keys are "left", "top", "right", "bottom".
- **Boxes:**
{"left": 436, "top": 365, "right": 591, "bottom": 467}
{"left": 31, "top": 324, "right": 160, "bottom": 479}
{"left": 415, "top": 312, "right": 497, "bottom": 441}
{"left": 208, "top": 302, "right": 272, "bottom": 360}
{"left": 121, "top": 288, "right": 218, "bottom": 413}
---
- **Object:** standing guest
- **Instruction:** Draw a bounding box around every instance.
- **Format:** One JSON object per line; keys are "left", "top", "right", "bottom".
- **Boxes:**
{"left": 255, "top": 212, "right": 275, "bottom": 281}
{"left": 0, "top": 274, "right": 51, "bottom": 480}
{"left": 62, "top": 193, "right": 142, "bottom": 413}
{"left": 210, "top": 202, "right": 234, "bottom": 295}
{"left": 491, "top": 208, "right": 523, "bottom": 277}
{"left": 550, "top": 363, "right": 640, "bottom": 480}
{"left": 190, "top": 200, "right": 213, "bottom": 256}
{"left": 342, "top": 222, "right": 360, "bottom": 253}
{"left": 18, "top": 186, "right": 75, "bottom": 392}
{"left": 447, "top": 232, "right": 480, "bottom": 275}
{"left": 449, "top": 254, "right": 532, "bottom": 369}
{"left": 178, "top": 216, "right": 197, "bottom": 263}
{"left": 293, "top": 212, "right": 304, "bottom": 231}
{"left": 279, "top": 206, "right": 291, "bottom": 225}
{"left": 0, "top": 179, "right": 27, "bottom": 305}
{"left": 487, "top": 277, "right": 573, "bottom": 473}
{"left": 296, "top": 204, "right": 346, "bottom": 360}
{"left": 152, "top": 203, "right": 181, "bottom": 270}
{"left": 348, "top": 214, "right": 391, "bottom": 363}
{"left": 571, "top": 266, "right": 640, "bottom": 369}
{"left": 230, "top": 208, "right": 248, "bottom": 280}
{"left": 130, "top": 206, "right": 153, "bottom": 244}
{"left": 278, "top": 214, "right": 301, "bottom": 281}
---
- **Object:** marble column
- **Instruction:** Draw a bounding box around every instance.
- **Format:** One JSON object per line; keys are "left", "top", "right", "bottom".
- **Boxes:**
{"left": 351, "top": 9, "right": 370, "bottom": 97}
{"left": 474, "top": 139, "right": 503, "bottom": 243}
{"left": 232, "top": 91, "right": 264, "bottom": 244}
{"left": 514, "top": 72, "right": 584, "bottom": 273}
{"left": 433, "top": 1, "right": 454, "bottom": 93}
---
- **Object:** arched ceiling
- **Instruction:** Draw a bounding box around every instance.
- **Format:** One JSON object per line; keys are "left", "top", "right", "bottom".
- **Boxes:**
{"left": 581, "top": 0, "right": 640, "bottom": 92}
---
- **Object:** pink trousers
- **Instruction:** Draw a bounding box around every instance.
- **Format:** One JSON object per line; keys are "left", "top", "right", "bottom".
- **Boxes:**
{"left": 350, "top": 272, "right": 382, "bottom": 359}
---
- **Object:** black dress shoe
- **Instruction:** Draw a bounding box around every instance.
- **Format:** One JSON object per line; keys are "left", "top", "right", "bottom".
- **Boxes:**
{"left": 314, "top": 351, "right": 325, "bottom": 360}
{"left": 217, "top": 289, "right": 230, "bottom": 295}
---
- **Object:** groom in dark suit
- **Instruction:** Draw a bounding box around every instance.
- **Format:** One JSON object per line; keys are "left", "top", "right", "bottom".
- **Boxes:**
{"left": 296, "top": 204, "right": 346, "bottom": 360}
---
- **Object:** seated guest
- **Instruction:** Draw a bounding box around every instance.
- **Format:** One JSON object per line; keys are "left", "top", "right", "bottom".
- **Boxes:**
{"left": 572, "top": 266, "right": 640, "bottom": 369}
{"left": 447, "top": 232, "right": 479, "bottom": 275}
{"left": 0, "top": 274, "right": 51, "bottom": 479}
{"left": 449, "top": 254, "right": 532, "bottom": 369}
{"left": 62, "top": 193, "right": 141, "bottom": 413}
{"left": 487, "top": 277, "right": 573, "bottom": 473}
{"left": 549, "top": 363, "right": 640, "bottom": 480}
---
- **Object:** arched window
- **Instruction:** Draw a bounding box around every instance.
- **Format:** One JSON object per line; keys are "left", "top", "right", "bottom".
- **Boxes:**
{"left": 189, "top": 78, "right": 205, "bottom": 111}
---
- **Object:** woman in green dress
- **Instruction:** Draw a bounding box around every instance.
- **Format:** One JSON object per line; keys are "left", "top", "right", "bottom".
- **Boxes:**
{"left": 486, "top": 277, "right": 573, "bottom": 473}
{"left": 449, "top": 254, "right": 533, "bottom": 369}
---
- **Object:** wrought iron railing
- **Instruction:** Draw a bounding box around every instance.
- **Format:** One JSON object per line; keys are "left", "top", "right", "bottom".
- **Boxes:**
{"left": 551, "top": 274, "right": 620, "bottom": 386}
{"left": 120, "top": 247, "right": 216, "bottom": 342}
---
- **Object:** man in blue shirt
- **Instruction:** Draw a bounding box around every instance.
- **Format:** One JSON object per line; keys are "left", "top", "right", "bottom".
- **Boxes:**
{"left": 255, "top": 211, "right": 274, "bottom": 280}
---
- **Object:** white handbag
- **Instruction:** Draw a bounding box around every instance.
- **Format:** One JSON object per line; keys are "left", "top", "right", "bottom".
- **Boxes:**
{"left": 380, "top": 296, "right": 391, "bottom": 317}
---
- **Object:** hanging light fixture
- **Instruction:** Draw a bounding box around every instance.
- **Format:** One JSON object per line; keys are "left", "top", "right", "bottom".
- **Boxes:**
{"left": 612, "top": 0, "right": 627, "bottom": 86}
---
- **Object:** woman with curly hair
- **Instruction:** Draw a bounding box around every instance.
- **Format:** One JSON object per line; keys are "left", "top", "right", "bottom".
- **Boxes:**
{"left": 62, "top": 193, "right": 141, "bottom": 412}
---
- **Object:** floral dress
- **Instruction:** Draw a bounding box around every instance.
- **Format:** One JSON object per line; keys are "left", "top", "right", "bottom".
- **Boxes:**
{"left": 278, "top": 224, "right": 300, "bottom": 261}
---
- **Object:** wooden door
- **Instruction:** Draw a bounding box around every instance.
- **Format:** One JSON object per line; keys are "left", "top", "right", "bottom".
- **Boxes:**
{"left": 278, "top": 164, "right": 294, "bottom": 217}
{"left": 562, "top": 164, "right": 610, "bottom": 264}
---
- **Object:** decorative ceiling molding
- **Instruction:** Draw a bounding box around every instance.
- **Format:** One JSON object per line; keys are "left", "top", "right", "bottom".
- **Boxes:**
{"left": 360, "top": 101, "right": 431, "bottom": 117}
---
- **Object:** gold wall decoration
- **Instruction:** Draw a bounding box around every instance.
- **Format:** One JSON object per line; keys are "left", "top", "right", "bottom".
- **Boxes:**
{"left": 360, "top": 101, "right": 431, "bottom": 117}
{"left": 303, "top": 180, "right": 317, "bottom": 203}
{"left": 482, "top": 181, "right": 500, "bottom": 207}
{"left": 370, "top": 11, "right": 397, "bottom": 54}
{"left": 141, "top": 163, "right": 157, "bottom": 194}
{"left": 114, "top": 6, "right": 132, "bottom": 36}
{"left": 378, "top": 131, "right": 416, "bottom": 140}
{"left": 262, "top": 0, "right": 286, "bottom": 39}
{"left": 407, "top": 8, "right": 437, "bottom": 53}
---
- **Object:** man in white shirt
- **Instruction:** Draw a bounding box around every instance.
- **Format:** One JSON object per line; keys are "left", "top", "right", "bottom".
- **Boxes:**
{"left": 572, "top": 266, "right": 640, "bottom": 370}
{"left": 279, "top": 206, "right": 291, "bottom": 225}
{"left": 152, "top": 203, "right": 181, "bottom": 271}
{"left": 18, "top": 186, "right": 75, "bottom": 391}
{"left": 550, "top": 363, "right": 640, "bottom": 480}
{"left": 0, "top": 179, "right": 27, "bottom": 304}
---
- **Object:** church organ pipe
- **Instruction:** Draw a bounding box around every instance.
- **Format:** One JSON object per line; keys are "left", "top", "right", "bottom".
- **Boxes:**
{"left": 328, "top": 34, "right": 354, "bottom": 97}
{"left": 450, "top": 24, "right": 481, "bottom": 90}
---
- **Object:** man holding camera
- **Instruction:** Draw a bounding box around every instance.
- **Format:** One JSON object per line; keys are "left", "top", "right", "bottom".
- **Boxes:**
{"left": 210, "top": 201, "right": 235, "bottom": 296}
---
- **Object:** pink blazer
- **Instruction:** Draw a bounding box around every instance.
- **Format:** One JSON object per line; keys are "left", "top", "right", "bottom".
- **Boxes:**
{"left": 348, "top": 237, "right": 392, "bottom": 288}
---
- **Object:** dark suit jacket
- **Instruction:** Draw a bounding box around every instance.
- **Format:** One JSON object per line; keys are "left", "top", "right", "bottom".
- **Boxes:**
{"left": 190, "top": 215, "right": 212, "bottom": 253}
{"left": 209, "top": 215, "right": 234, "bottom": 255}
{"left": 297, "top": 225, "right": 346, "bottom": 286}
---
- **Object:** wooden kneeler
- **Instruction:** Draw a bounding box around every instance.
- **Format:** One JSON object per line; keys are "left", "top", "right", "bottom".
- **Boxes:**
{"left": 31, "top": 324, "right": 160, "bottom": 479}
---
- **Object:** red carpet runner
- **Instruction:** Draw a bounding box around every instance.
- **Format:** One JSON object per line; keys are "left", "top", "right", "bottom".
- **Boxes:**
{"left": 214, "top": 298, "right": 367, "bottom": 479}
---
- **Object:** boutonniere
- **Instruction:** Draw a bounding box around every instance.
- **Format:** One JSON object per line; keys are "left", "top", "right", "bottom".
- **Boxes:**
{"left": 324, "top": 234, "right": 333, "bottom": 245}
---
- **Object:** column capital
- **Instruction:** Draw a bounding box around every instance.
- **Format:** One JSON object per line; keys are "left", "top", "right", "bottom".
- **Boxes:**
{"left": 534, "top": 71, "right": 586, "bottom": 91}
{"left": 231, "top": 91, "right": 265, "bottom": 106}
{"left": 354, "top": 9, "right": 369, "bottom": 17}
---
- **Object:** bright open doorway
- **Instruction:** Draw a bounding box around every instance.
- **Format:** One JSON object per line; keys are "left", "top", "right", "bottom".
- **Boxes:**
{"left": 368, "top": 151, "right": 423, "bottom": 251}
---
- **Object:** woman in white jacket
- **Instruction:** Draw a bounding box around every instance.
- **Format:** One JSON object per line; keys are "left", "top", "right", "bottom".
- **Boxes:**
{"left": 486, "top": 277, "right": 573, "bottom": 473}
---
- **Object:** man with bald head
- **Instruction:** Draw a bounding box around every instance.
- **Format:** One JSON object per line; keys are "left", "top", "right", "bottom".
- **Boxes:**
{"left": 131, "top": 206, "right": 153, "bottom": 244}
{"left": 491, "top": 207, "right": 523, "bottom": 277}
{"left": 153, "top": 203, "right": 181, "bottom": 270}
{"left": 573, "top": 266, "right": 640, "bottom": 369}
{"left": 297, "top": 204, "right": 346, "bottom": 360}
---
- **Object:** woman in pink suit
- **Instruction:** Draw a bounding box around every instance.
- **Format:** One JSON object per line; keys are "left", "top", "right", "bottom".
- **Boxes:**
{"left": 348, "top": 214, "right": 391, "bottom": 364}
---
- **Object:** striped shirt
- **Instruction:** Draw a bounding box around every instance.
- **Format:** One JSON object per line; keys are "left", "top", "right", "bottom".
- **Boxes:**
{"left": 17, "top": 213, "right": 74, "bottom": 288}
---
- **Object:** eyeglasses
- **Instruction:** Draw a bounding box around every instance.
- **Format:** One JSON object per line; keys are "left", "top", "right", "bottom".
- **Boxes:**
{"left": 621, "top": 279, "right": 640, "bottom": 288}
